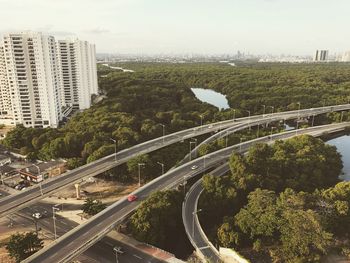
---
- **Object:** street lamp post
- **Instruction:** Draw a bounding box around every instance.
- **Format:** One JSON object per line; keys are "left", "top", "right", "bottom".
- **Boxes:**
{"left": 157, "top": 162, "right": 164, "bottom": 175}
{"left": 110, "top": 138, "right": 117, "bottom": 161}
{"left": 245, "top": 110, "right": 251, "bottom": 131}
{"left": 270, "top": 127, "right": 276, "bottom": 140}
{"left": 199, "top": 115, "right": 204, "bottom": 130}
{"left": 159, "top": 124, "right": 165, "bottom": 144}
{"left": 311, "top": 115, "right": 315, "bottom": 127}
{"left": 240, "top": 138, "right": 243, "bottom": 151}
{"left": 192, "top": 209, "right": 202, "bottom": 238}
{"left": 268, "top": 106, "right": 274, "bottom": 115}
{"left": 33, "top": 164, "right": 43, "bottom": 196}
{"left": 262, "top": 105, "right": 266, "bottom": 117}
{"left": 138, "top": 163, "right": 145, "bottom": 187}
{"left": 52, "top": 206, "right": 60, "bottom": 240}
{"left": 233, "top": 109, "right": 236, "bottom": 121}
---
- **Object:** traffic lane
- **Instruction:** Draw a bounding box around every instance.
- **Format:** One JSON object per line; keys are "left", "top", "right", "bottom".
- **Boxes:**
{"left": 24, "top": 123, "right": 350, "bottom": 262}
{"left": 20, "top": 203, "right": 157, "bottom": 263}
{"left": 0, "top": 117, "right": 245, "bottom": 215}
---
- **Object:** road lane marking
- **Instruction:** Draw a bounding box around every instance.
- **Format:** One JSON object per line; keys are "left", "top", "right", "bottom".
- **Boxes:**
{"left": 133, "top": 254, "right": 143, "bottom": 259}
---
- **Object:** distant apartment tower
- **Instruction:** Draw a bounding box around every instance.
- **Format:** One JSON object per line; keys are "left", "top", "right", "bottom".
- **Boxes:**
{"left": 57, "top": 39, "right": 98, "bottom": 110}
{"left": 341, "top": 51, "right": 350, "bottom": 62}
{"left": 0, "top": 32, "right": 98, "bottom": 128}
{"left": 0, "top": 32, "right": 62, "bottom": 128}
{"left": 314, "top": 50, "right": 329, "bottom": 61}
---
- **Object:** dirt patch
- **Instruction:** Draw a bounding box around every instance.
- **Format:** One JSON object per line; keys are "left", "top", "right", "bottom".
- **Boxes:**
{"left": 50, "top": 178, "right": 138, "bottom": 204}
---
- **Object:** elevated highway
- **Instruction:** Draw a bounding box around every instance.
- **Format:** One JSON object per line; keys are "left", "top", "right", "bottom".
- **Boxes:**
{"left": 24, "top": 122, "right": 350, "bottom": 263}
{"left": 1, "top": 104, "right": 349, "bottom": 218}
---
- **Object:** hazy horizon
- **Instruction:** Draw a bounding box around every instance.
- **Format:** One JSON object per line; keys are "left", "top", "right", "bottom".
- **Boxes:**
{"left": 1, "top": 0, "right": 350, "bottom": 56}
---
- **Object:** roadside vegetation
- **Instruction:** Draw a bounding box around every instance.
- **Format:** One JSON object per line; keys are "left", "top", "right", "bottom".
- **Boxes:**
{"left": 199, "top": 135, "right": 350, "bottom": 262}
{"left": 5, "top": 232, "right": 43, "bottom": 262}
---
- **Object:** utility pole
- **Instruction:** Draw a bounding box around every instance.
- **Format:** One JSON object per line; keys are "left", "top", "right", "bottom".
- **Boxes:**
{"left": 110, "top": 138, "right": 117, "bottom": 161}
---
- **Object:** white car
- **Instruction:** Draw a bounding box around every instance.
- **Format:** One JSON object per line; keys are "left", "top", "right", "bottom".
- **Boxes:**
{"left": 191, "top": 165, "right": 198, "bottom": 170}
{"left": 32, "top": 212, "right": 42, "bottom": 219}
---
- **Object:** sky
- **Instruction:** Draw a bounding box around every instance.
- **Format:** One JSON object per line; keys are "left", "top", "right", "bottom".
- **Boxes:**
{"left": 0, "top": 0, "right": 350, "bottom": 55}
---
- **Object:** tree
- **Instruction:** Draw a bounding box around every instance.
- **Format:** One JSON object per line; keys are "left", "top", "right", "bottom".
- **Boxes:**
{"left": 82, "top": 198, "right": 106, "bottom": 216}
{"left": 5, "top": 232, "right": 43, "bottom": 262}
{"left": 129, "top": 190, "right": 183, "bottom": 248}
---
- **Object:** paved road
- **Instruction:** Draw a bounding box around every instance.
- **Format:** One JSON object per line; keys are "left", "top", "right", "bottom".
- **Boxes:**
{"left": 182, "top": 164, "right": 229, "bottom": 263}
{"left": 0, "top": 190, "right": 163, "bottom": 263}
{"left": 23, "top": 122, "right": 350, "bottom": 263}
{"left": 2, "top": 104, "right": 349, "bottom": 218}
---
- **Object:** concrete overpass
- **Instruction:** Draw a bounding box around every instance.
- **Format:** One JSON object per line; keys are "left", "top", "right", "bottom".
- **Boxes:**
{"left": 1, "top": 104, "right": 349, "bottom": 218}
{"left": 23, "top": 122, "right": 350, "bottom": 263}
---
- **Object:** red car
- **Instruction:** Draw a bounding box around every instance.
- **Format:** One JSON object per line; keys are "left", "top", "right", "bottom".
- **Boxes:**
{"left": 127, "top": 194, "right": 138, "bottom": 202}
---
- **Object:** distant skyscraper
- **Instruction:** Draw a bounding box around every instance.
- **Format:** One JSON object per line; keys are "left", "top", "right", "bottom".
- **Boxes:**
{"left": 341, "top": 51, "right": 350, "bottom": 62}
{"left": 0, "top": 31, "right": 98, "bottom": 128}
{"left": 314, "top": 50, "right": 329, "bottom": 61}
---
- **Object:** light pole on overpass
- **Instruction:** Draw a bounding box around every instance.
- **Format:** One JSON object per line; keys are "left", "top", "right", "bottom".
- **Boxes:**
{"left": 159, "top": 124, "right": 165, "bottom": 144}
{"left": 157, "top": 162, "right": 165, "bottom": 175}
{"left": 138, "top": 163, "right": 145, "bottom": 187}
{"left": 199, "top": 115, "right": 204, "bottom": 130}
{"left": 268, "top": 105, "right": 274, "bottom": 115}
{"left": 232, "top": 109, "right": 236, "bottom": 121}
{"left": 52, "top": 206, "right": 60, "bottom": 240}
{"left": 245, "top": 110, "right": 251, "bottom": 131}
{"left": 110, "top": 138, "right": 117, "bottom": 162}
{"left": 192, "top": 209, "right": 202, "bottom": 238}
{"left": 270, "top": 127, "right": 276, "bottom": 140}
{"left": 262, "top": 105, "right": 266, "bottom": 117}
{"left": 311, "top": 115, "right": 315, "bottom": 127}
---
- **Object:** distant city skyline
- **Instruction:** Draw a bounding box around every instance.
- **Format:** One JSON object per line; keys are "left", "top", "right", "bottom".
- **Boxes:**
{"left": 1, "top": 0, "right": 350, "bottom": 55}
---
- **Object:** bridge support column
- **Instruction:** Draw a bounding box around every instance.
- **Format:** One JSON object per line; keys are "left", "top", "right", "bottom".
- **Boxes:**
{"left": 75, "top": 183, "right": 81, "bottom": 199}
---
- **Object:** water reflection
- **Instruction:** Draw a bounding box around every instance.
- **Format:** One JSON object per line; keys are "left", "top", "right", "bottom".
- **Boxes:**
{"left": 327, "top": 135, "right": 350, "bottom": 181}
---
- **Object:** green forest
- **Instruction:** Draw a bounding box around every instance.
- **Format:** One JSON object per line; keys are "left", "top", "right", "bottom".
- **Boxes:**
{"left": 199, "top": 135, "right": 349, "bottom": 262}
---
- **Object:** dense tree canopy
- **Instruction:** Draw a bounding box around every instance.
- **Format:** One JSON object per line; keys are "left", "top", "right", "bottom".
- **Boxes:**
{"left": 229, "top": 135, "right": 343, "bottom": 192}
{"left": 5, "top": 232, "right": 43, "bottom": 262}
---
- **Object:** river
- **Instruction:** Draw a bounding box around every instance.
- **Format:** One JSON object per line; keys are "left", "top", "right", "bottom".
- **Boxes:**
{"left": 191, "top": 88, "right": 230, "bottom": 110}
{"left": 327, "top": 135, "right": 350, "bottom": 181}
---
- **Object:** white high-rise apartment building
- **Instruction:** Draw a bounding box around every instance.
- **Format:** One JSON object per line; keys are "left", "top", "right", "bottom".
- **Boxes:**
{"left": 0, "top": 32, "right": 62, "bottom": 128}
{"left": 57, "top": 39, "right": 98, "bottom": 110}
{"left": 0, "top": 32, "right": 98, "bottom": 128}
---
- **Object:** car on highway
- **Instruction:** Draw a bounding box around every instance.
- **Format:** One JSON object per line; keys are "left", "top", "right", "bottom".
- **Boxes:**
{"left": 127, "top": 194, "right": 138, "bottom": 202}
{"left": 191, "top": 165, "right": 198, "bottom": 170}
{"left": 32, "top": 212, "right": 42, "bottom": 219}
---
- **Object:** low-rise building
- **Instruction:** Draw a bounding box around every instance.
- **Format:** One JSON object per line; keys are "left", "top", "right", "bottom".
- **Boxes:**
{"left": 19, "top": 160, "right": 67, "bottom": 183}
{"left": 0, "top": 154, "right": 11, "bottom": 166}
